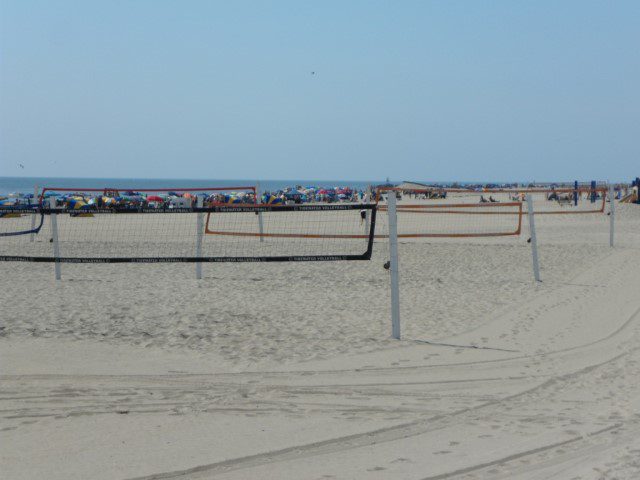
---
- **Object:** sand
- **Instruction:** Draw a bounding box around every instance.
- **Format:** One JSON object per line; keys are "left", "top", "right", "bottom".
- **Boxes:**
{"left": 1, "top": 199, "right": 640, "bottom": 479}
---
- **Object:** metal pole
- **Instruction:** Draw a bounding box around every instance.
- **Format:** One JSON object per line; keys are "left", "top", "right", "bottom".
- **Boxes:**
{"left": 49, "top": 196, "right": 61, "bottom": 280}
{"left": 526, "top": 194, "right": 541, "bottom": 282}
{"left": 388, "top": 192, "right": 401, "bottom": 339}
{"left": 256, "top": 182, "right": 264, "bottom": 242}
{"left": 30, "top": 185, "right": 38, "bottom": 242}
{"left": 609, "top": 183, "right": 615, "bottom": 248}
{"left": 195, "top": 195, "right": 204, "bottom": 279}
{"left": 574, "top": 180, "right": 578, "bottom": 206}
{"left": 363, "top": 189, "right": 370, "bottom": 238}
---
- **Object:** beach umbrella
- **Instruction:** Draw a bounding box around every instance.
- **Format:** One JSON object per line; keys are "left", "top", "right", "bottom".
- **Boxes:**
{"left": 146, "top": 195, "right": 163, "bottom": 202}
{"left": 67, "top": 199, "right": 86, "bottom": 209}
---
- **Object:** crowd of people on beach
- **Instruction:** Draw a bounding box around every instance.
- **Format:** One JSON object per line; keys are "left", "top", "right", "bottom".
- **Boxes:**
{"left": 0, "top": 185, "right": 372, "bottom": 210}
{"left": 1, "top": 182, "right": 634, "bottom": 210}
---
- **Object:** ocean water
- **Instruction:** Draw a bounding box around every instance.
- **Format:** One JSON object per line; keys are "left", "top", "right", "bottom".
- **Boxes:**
{"left": 0, "top": 177, "right": 384, "bottom": 196}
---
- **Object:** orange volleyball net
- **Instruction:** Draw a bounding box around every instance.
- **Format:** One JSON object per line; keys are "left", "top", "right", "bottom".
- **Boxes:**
{"left": 378, "top": 186, "right": 608, "bottom": 216}
{"left": 204, "top": 203, "right": 377, "bottom": 258}
{"left": 197, "top": 185, "right": 605, "bottom": 243}
{"left": 375, "top": 190, "right": 523, "bottom": 238}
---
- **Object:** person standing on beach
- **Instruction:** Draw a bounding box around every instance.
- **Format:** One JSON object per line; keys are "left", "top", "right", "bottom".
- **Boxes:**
{"left": 360, "top": 202, "right": 367, "bottom": 225}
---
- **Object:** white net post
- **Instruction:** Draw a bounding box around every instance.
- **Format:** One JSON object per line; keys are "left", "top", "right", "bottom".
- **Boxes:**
{"left": 388, "top": 192, "right": 401, "bottom": 339}
{"left": 363, "top": 188, "right": 371, "bottom": 237}
{"left": 30, "top": 185, "right": 38, "bottom": 243}
{"left": 256, "top": 182, "right": 264, "bottom": 242}
{"left": 49, "top": 196, "right": 62, "bottom": 280}
{"left": 195, "top": 195, "right": 204, "bottom": 279}
{"left": 609, "top": 183, "right": 615, "bottom": 247}
{"left": 526, "top": 194, "right": 541, "bottom": 282}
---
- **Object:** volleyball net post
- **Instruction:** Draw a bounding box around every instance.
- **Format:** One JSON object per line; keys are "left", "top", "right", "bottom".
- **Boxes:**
{"left": 49, "top": 196, "right": 62, "bottom": 280}
{"left": 526, "top": 194, "right": 541, "bottom": 282}
{"left": 195, "top": 195, "right": 204, "bottom": 279}
{"left": 30, "top": 185, "right": 38, "bottom": 243}
{"left": 387, "top": 192, "right": 401, "bottom": 340}
{"left": 256, "top": 182, "right": 264, "bottom": 242}
{"left": 363, "top": 187, "right": 371, "bottom": 237}
{"left": 609, "top": 183, "right": 615, "bottom": 248}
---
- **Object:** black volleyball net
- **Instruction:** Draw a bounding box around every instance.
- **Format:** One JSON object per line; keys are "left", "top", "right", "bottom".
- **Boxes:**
{"left": 0, "top": 204, "right": 377, "bottom": 263}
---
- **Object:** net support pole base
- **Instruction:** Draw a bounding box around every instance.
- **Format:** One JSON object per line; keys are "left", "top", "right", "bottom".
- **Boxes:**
{"left": 526, "top": 194, "right": 541, "bottom": 283}
{"left": 388, "top": 192, "right": 401, "bottom": 339}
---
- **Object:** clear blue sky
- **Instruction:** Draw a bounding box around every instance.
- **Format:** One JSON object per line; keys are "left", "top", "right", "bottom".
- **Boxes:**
{"left": 1, "top": 1, "right": 638, "bottom": 182}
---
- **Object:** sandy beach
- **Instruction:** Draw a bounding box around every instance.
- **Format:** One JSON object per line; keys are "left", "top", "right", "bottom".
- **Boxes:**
{"left": 2, "top": 199, "right": 640, "bottom": 479}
